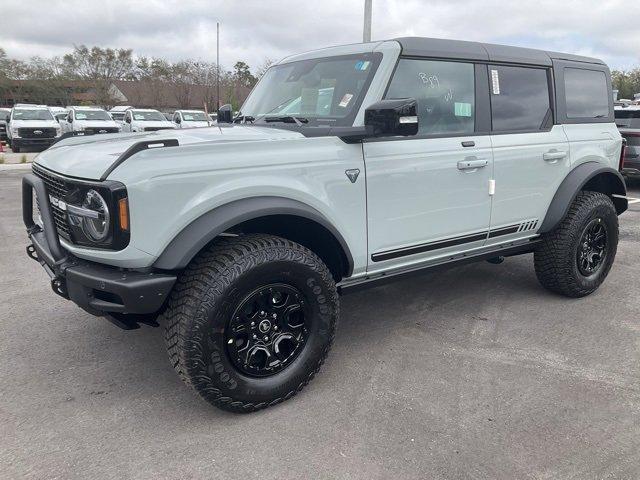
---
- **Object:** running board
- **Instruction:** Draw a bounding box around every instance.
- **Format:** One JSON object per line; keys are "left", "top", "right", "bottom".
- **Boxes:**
{"left": 339, "top": 239, "right": 540, "bottom": 294}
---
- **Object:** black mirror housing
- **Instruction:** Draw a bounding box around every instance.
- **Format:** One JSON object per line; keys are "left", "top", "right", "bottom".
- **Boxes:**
{"left": 364, "top": 98, "right": 419, "bottom": 137}
{"left": 125, "top": 117, "right": 131, "bottom": 123}
{"left": 217, "top": 104, "right": 233, "bottom": 123}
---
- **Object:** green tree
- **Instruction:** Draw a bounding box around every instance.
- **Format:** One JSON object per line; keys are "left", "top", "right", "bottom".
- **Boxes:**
{"left": 62, "top": 45, "right": 135, "bottom": 107}
{"left": 612, "top": 69, "right": 640, "bottom": 100}
{"left": 233, "top": 61, "right": 256, "bottom": 88}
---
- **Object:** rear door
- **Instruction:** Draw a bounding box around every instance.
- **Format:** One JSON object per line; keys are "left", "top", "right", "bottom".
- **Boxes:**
{"left": 364, "top": 58, "right": 493, "bottom": 273}
{"left": 486, "top": 64, "right": 569, "bottom": 245}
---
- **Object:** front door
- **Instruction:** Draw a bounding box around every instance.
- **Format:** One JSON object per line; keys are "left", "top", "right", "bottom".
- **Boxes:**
{"left": 364, "top": 58, "right": 493, "bottom": 273}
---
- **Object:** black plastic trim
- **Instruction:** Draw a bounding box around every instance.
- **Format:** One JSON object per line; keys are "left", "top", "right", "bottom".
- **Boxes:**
{"left": 343, "top": 240, "right": 540, "bottom": 294}
{"left": 153, "top": 196, "right": 354, "bottom": 275}
{"left": 100, "top": 138, "right": 179, "bottom": 180}
{"left": 539, "top": 162, "right": 627, "bottom": 233}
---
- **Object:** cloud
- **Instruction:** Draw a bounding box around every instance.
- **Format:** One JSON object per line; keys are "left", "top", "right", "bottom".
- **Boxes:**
{"left": 0, "top": 0, "right": 638, "bottom": 70}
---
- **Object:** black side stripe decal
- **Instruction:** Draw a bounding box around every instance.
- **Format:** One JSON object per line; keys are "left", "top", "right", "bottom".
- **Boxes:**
{"left": 371, "top": 224, "right": 521, "bottom": 262}
{"left": 372, "top": 232, "right": 487, "bottom": 262}
{"left": 488, "top": 225, "right": 520, "bottom": 238}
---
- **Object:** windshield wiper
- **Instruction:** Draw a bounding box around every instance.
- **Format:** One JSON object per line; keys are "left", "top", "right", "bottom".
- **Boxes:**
{"left": 264, "top": 115, "right": 309, "bottom": 125}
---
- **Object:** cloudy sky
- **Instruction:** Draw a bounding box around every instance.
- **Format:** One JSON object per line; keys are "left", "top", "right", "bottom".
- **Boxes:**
{"left": 1, "top": 0, "right": 639, "bottom": 71}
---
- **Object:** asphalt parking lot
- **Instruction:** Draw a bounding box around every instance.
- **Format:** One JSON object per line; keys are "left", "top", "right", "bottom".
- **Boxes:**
{"left": 1, "top": 169, "right": 639, "bottom": 480}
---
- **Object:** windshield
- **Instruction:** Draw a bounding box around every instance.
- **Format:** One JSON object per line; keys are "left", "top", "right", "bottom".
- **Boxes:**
{"left": 75, "top": 110, "right": 112, "bottom": 121}
{"left": 182, "top": 112, "right": 208, "bottom": 121}
{"left": 12, "top": 109, "right": 54, "bottom": 121}
{"left": 131, "top": 111, "right": 166, "bottom": 121}
{"left": 615, "top": 109, "right": 640, "bottom": 128}
{"left": 240, "top": 53, "right": 382, "bottom": 126}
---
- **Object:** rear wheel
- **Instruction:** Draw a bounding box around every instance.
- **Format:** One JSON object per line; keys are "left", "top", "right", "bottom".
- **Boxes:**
{"left": 534, "top": 191, "right": 618, "bottom": 297}
{"left": 161, "top": 234, "right": 339, "bottom": 413}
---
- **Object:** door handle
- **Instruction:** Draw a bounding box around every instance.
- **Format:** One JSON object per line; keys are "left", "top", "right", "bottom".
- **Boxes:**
{"left": 457, "top": 158, "right": 488, "bottom": 170}
{"left": 543, "top": 150, "right": 567, "bottom": 162}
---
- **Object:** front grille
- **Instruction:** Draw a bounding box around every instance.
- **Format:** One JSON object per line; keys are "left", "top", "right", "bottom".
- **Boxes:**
{"left": 18, "top": 127, "right": 57, "bottom": 138}
{"left": 143, "top": 127, "right": 173, "bottom": 132}
{"left": 32, "top": 164, "right": 71, "bottom": 240}
{"left": 83, "top": 127, "right": 119, "bottom": 134}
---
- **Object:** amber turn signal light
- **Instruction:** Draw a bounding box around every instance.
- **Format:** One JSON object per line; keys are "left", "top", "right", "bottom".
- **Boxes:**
{"left": 118, "top": 197, "right": 129, "bottom": 231}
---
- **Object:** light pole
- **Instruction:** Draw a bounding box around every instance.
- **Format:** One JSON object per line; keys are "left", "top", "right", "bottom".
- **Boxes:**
{"left": 216, "top": 22, "right": 220, "bottom": 110}
{"left": 363, "top": 0, "right": 372, "bottom": 43}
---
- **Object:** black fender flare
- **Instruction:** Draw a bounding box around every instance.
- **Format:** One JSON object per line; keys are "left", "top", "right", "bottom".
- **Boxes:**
{"left": 153, "top": 196, "right": 354, "bottom": 274}
{"left": 539, "top": 162, "right": 628, "bottom": 233}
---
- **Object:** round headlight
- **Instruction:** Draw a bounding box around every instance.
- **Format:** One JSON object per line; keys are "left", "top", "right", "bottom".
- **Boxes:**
{"left": 81, "top": 189, "right": 110, "bottom": 241}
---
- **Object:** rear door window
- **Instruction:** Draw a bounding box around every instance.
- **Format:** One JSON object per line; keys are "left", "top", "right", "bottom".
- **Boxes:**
{"left": 385, "top": 58, "right": 475, "bottom": 136}
{"left": 564, "top": 68, "right": 609, "bottom": 119}
{"left": 489, "top": 65, "right": 551, "bottom": 132}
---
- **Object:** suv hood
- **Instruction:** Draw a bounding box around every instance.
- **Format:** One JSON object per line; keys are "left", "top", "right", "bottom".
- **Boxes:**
{"left": 11, "top": 119, "right": 59, "bottom": 129}
{"left": 181, "top": 121, "right": 211, "bottom": 128}
{"left": 77, "top": 120, "right": 121, "bottom": 130}
{"left": 34, "top": 124, "right": 305, "bottom": 180}
{"left": 133, "top": 120, "right": 175, "bottom": 129}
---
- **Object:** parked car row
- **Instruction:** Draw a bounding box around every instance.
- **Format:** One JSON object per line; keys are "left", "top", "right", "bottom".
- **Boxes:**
{"left": 0, "top": 104, "right": 218, "bottom": 151}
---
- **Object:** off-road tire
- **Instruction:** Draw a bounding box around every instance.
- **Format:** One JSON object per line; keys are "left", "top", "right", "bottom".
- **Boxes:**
{"left": 161, "top": 234, "right": 339, "bottom": 413}
{"left": 534, "top": 191, "right": 618, "bottom": 297}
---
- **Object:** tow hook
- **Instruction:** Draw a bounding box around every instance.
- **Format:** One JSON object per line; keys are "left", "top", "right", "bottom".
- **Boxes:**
{"left": 26, "top": 244, "right": 39, "bottom": 262}
{"left": 51, "top": 277, "right": 69, "bottom": 299}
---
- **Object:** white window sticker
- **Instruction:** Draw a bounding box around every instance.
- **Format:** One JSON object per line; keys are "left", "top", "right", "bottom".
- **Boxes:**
{"left": 338, "top": 93, "right": 354, "bottom": 108}
{"left": 491, "top": 69, "right": 500, "bottom": 95}
{"left": 134, "top": 114, "right": 146, "bottom": 120}
{"left": 454, "top": 102, "right": 472, "bottom": 117}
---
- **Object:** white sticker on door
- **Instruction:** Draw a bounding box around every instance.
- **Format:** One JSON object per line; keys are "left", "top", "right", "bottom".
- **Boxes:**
{"left": 491, "top": 69, "right": 500, "bottom": 95}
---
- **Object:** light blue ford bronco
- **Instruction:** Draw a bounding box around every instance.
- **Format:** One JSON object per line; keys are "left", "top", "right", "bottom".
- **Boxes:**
{"left": 23, "top": 37, "right": 627, "bottom": 412}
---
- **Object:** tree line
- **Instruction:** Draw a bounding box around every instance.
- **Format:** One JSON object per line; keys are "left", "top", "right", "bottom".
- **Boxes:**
{"left": 0, "top": 45, "right": 273, "bottom": 110}
{"left": 612, "top": 69, "right": 640, "bottom": 100}
{"left": 2, "top": 45, "right": 639, "bottom": 107}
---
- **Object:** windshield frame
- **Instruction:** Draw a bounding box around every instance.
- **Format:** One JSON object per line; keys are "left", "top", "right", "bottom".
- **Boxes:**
{"left": 241, "top": 52, "right": 383, "bottom": 128}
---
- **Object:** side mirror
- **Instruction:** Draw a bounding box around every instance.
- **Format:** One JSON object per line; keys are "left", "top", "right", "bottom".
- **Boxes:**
{"left": 175, "top": 117, "right": 181, "bottom": 124}
{"left": 364, "top": 98, "right": 419, "bottom": 137}
{"left": 125, "top": 116, "right": 131, "bottom": 124}
{"left": 217, "top": 104, "right": 233, "bottom": 123}
{"left": 5, "top": 115, "right": 9, "bottom": 124}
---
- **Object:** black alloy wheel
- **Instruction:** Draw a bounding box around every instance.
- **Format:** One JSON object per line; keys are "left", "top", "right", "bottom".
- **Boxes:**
{"left": 576, "top": 218, "right": 608, "bottom": 277}
{"left": 226, "top": 283, "right": 309, "bottom": 377}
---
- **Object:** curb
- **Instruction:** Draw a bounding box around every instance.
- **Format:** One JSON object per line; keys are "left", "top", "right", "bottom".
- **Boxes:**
{"left": 0, "top": 162, "right": 33, "bottom": 171}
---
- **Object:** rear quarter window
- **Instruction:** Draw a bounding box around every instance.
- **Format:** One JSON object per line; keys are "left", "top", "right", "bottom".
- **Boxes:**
{"left": 564, "top": 68, "right": 609, "bottom": 119}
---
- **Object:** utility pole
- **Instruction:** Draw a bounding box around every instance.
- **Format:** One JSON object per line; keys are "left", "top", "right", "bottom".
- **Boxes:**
{"left": 216, "top": 22, "right": 220, "bottom": 110}
{"left": 363, "top": 0, "right": 372, "bottom": 43}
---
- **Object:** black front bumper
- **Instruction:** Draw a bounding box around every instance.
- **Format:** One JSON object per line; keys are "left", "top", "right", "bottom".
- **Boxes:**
{"left": 22, "top": 173, "right": 176, "bottom": 319}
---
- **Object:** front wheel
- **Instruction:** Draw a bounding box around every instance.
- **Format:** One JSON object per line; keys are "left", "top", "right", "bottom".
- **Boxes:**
{"left": 162, "top": 234, "right": 339, "bottom": 413}
{"left": 534, "top": 191, "right": 618, "bottom": 297}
